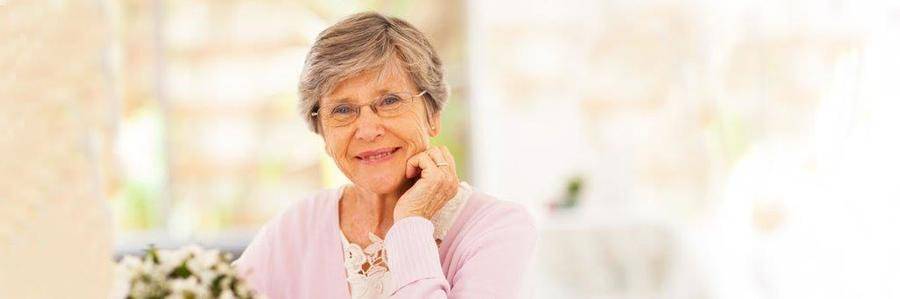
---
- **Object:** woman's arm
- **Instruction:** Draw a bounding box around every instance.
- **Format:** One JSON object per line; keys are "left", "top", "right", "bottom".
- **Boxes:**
{"left": 384, "top": 206, "right": 538, "bottom": 298}
{"left": 232, "top": 222, "right": 275, "bottom": 296}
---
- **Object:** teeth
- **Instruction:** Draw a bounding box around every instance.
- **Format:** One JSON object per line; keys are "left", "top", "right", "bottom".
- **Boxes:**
{"left": 363, "top": 150, "right": 392, "bottom": 161}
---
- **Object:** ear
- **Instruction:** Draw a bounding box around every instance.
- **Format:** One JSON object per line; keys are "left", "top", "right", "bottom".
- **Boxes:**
{"left": 428, "top": 112, "right": 441, "bottom": 137}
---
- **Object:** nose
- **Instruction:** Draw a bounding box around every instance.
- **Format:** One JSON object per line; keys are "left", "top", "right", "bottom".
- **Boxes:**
{"left": 353, "top": 106, "right": 384, "bottom": 142}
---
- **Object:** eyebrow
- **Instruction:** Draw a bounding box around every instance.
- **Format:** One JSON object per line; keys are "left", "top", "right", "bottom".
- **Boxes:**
{"left": 324, "top": 89, "right": 399, "bottom": 105}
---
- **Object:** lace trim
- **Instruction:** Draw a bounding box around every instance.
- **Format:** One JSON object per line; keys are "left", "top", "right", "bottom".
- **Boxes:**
{"left": 341, "top": 232, "right": 392, "bottom": 298}
{"left": 338, "top": 182, "right": 473, "bottom": 298}
{"left": 430, "top": 182, "right": 472, "bottom": 240}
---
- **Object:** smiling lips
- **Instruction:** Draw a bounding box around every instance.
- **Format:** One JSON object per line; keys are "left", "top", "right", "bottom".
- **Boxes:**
{"left": 355, "top": 147, "right": 401, "bottom": 164}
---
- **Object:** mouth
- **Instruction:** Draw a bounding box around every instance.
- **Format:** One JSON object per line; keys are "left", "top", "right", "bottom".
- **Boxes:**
{"left": 355, "top": 147, "right": 402, "bottom": 165}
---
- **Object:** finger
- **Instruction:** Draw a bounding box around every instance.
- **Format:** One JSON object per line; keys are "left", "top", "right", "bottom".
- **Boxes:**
{"left": 434, "top": 146, "right": 453, "bottom": 175}
{"left": 405, "top": 152, "right": 423, "bottom": 178}
{"left": 415, "top": 152, "right": 440, "bottom": 177}
{"left": 427, "top": 148, "right": 449, "bottom": 173}
{"left": 406, "top": 151, "right": 438, "bottom": 178}
{"left": 406, "top": 145, "right": 434, "bottom": 178}
{"left": 439, "top": 146, "right": 457, "bottom": 177}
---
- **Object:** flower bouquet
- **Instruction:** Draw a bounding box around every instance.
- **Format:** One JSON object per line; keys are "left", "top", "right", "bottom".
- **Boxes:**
{"left": 115, "top": 245, "right": 263, "bottom": 299}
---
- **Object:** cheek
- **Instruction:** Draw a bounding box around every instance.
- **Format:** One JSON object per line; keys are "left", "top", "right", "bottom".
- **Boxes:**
{"left": 394, "top": 119, "right": 430, "bottom": 153}
{"left": 323, "top": 132, "right": 352, "bottom": 165}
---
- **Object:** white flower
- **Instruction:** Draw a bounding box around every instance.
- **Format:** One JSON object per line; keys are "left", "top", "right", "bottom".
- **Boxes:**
{"left": 183, "top": 245, "right": 204, "bottom": 258}
{"left": 196, "top": 268, "right": 218, "bottom": 286}
{"left": 186, "top": 257, "right": 205, "bottom": 276}
{"left": 157, "top": 250, "right": 188, "bottom": 273}
{"left": 130, "top": 278, "right": 165, "bottom": 298}
{"left": 219, "top": 289, "right": 237, "bottom": 299}
{"left": 120, "top": 255, "right": 142, "bottom": 271}
{"left": 198, "top": 249, "right": 221, "bottom": 268}
{"left": 142, "top": 259, "right": 168, "bottom": 282}
{"left": 117, "top": 244, "right": 262, "bottom": 298}
{"left": 234, "top": 281, "right": 253, "bottom": 297}
{"left": 168, "top": 276, "right": 209, "bottom": 298}
{"left": 214, "top": 262, "right": 237, "bottom": 276}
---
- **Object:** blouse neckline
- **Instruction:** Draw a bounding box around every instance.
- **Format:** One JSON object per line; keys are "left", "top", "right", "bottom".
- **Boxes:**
{"left": 334, "top": 182, "right": 473, "bottom": 298}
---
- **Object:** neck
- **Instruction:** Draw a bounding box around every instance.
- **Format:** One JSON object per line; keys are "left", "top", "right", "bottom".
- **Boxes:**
{"left": 347, "top": 179, "right": 415, "bottom": 227}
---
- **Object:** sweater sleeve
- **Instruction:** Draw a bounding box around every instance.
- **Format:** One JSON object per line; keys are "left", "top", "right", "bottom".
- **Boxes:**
{"left": 232, "top": 221, "right": 275, "bottom": 297}
{"left": 384, "top": 205, "right": 538, "bottom": 299}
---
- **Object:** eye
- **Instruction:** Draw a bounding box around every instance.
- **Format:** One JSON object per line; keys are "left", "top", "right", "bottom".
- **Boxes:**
{"left": 378, "top": 94, "right": 403, "bottom": 107}
{"left": 330, "top": 104, "right": 355, "bottom": 116}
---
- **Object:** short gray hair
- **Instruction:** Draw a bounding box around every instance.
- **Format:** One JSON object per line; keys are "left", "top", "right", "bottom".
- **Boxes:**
{"left": 298, "top": 12, "right": 449, "bottom": 134}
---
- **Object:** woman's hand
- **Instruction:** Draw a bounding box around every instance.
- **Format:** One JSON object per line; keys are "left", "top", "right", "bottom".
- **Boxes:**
{"left": 394, "top": 145, "right": 460, "bottom": 221}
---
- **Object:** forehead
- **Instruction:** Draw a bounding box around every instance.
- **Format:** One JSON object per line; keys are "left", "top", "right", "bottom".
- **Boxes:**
{"left": 323, "top": 61, "right": 415, "bottom": 105}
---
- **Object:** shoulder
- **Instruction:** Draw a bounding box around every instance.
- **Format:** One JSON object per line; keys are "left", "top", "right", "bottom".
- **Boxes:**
{"left": 441, "top": 188, "right": 539, "bottom": 283}
{"left": 463, "top": 190, "right": 536, "bottom": 231}
{"left": 233, "top": 188, "right": 340, "bottom": 287}
{"left": 451, "top": 188, "right": 538, "bottom": 249}
{"left": 236, "top": 187, "right": 339, "bottom": 260}
{"left": 256, "top": 187, "right": 340, "bottom": 240}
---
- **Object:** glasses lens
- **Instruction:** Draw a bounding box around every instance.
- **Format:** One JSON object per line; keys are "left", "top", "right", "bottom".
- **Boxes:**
{"left": 326, "top": 104, "right": 357, "bottom": 126}
{"left": 376, "top": 93, "right": 409, "bottom": 116}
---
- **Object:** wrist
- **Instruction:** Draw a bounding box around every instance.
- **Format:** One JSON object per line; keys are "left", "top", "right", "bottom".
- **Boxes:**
{"left": 394, "top": 211, "right": 427, "bottom": 222}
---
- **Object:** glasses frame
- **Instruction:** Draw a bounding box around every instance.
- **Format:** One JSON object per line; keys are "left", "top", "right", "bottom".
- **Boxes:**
{"left": 312, "top": 90, "right": 430, "bottom": 128}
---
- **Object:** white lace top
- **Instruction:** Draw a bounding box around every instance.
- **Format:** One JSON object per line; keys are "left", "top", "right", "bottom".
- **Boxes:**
{"left": 339, "top": 182, "right": 472, "bottom": 299}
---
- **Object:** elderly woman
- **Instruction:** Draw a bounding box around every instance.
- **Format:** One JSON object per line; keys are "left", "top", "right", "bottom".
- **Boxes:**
{"left": 234, "top": 12, "right": 536, "bottom": 299}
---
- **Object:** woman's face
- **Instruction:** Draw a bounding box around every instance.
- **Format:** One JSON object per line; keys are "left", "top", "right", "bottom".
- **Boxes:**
{"left": 319, "top": 61, "right": 440, "bottom": 195}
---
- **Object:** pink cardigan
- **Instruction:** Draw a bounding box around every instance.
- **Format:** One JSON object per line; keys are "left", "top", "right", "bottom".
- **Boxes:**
{"left": 233, "top": 186, "right": 538, "bottom": 299}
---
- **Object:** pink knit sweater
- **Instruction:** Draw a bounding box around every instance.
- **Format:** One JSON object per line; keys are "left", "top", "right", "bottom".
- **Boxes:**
{"left": 233, "top": 186, "right": 537, "bottom": 299}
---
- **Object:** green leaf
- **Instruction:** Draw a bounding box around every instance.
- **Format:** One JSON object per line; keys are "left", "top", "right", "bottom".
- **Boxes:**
{"left": 169, "top": 262, "right": 192, "bottom": 279}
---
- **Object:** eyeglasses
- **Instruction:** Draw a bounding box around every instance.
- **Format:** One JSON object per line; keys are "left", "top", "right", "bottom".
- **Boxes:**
{"left": 312, "top": 90, "right": 428, "bottom": 127}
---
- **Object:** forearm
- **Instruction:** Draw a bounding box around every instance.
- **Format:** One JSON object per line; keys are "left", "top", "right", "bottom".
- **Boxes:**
{"left": 384, "top": 216, "right": 450, "bottom": 298}
{"left": 384, "top": 207, "right": 538, "bottom": 299}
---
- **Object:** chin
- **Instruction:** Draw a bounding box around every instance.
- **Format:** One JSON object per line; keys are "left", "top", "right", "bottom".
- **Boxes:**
{"left": 353, "top": 169, "right": 406, "bottom": 195}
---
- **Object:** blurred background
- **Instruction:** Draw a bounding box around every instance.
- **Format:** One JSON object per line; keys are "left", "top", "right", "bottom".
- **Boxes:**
{"left": 2, "top": 0, "right": 900, "bottom": 298}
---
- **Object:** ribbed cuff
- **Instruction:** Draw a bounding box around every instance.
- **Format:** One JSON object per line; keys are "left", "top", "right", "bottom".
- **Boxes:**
{"left": 384, "top": 216, "right": 444, "bottom": 290}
